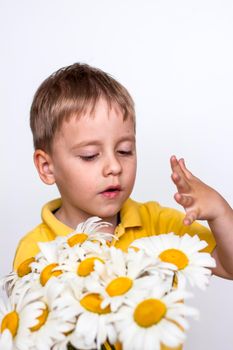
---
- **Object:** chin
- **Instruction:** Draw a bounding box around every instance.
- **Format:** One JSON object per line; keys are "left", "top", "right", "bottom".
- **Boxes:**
{"left": 95, "top": 207, "right": 120, "bottom": 220}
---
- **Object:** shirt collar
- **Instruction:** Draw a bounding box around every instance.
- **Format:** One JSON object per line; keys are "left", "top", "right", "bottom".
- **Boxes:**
{"left": 42, "top": 197, "right": 142, "bottom": 238}
{"left": 120, "top": 198, "right": 142, "bottom": 228}
{"left": 41, "top": 198, "right": 73, "bottom": 236}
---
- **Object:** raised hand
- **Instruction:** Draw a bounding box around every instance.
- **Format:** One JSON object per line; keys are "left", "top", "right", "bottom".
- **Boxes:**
{"left": 170, "top": 155, "right": 227, "bottom": 226}
{"left": 170, "top": 155, "right": 233, "bottom": 278}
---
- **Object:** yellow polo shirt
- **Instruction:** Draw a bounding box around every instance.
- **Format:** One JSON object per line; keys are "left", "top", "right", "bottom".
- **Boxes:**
{"left": 13, "top": 198, "right": 216, "bottom": 350}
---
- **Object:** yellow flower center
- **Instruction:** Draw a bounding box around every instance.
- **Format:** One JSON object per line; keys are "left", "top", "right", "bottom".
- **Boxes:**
{"left": 30, "top": 306, "right": 49, "bottom": 332}
{"left": 1, "top": 311, "right": 19, "bottom": 337}
{"left": 17, "top": 257, "right": 35, "bottom": 277}
{"left": 129, "top": 246, "right": 140, "bottom": 252}
{"left": 159, "top": 248, "right": 189, "bottom": 270}
{"left": 67, "top": 233, "right": 88, "bottom": 247}
{"left": 114, "top": 342, "right": 123, "bottom": 350}
{"left": 64, "top": 329, "right": 73, "bottom": 336}
{"left": 77, "top": 257, "right": 104, "bottom": 277}
{"left": 40, "top": 263, "right": 62, "bottom": 286}
{"left": 134, "top": 299, "right": 167, "bottom": 327}
{"left": 80, "top": 293, "right": 111, "bottom": 314}
{"left": 106, "top": 277, "right": 133, "bottom": 296}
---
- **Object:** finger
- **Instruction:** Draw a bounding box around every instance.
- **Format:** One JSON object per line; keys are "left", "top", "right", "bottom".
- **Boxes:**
{"left": 170, "top": 155, "right": 179, "bottom": 172}
{"left": 170, "top": 155, "right": 189, "bottom": 182}
{"left": 183, "top": 210, "right": 198, "bottom": 226}
{"left": 174, "top": 193, "right": 194, "bottom": 208}
{"left": 178, "top": 158, "right": 195, "bottom": 180}
{"left": 170, "top": 155, "right": 184, "bottom": 176}
{"left": 171, "top": 172, "right": 191, "bottom": 193}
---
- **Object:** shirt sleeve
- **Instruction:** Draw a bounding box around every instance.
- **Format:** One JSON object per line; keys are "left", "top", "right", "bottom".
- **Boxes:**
{"left": 13, "top": 238, "right": 40, "bottom": 271}
{"left": 147, "top": 202, "right": 216, "bottom": 254}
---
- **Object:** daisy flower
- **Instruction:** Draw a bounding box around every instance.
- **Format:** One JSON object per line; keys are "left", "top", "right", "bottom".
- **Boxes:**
{"left": 0, "top": 257, "right": 37, "bottom": 296}
{"left": 85, "top": 246, "right": 172, "bottom": 312}
{"left": 112, "top": 284, "right": 198, "bottom": 350}
{"left": 26, "top": 241, "right": 66, "bottom": 287}
{"left": 50, "top": 276, "right": 88, "bottom": 350}
{"left": 28, "top": 278, "right": 79, "bottom": 350}
{"left": 69, "top": 292, "right": 117, "bottom": 350}
{"left": 59, "top": 242, "right": 107, "bottom": 277}
{"left": 30, "top": 217, "right": 116, "bottom": 287}
{"left": 61, "top": 216, "right": 116, "bottom": 249}
{"left": 131, "top": 233, "right": 216, "bottom": 289}
{"left": 0, "top": 286, "right": 47, "bottom": 350}
{"left": 0, "top": 217, "right": 215, "bottom": 350}
{"left": 30, "top": 241, "right": 101, "bottom": 289}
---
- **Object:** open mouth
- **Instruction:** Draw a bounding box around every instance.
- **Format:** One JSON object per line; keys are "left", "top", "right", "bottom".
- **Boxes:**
{"left": 100, "top": 186, "right": 121, "bottom": 198}
{"left": 102, "top": 185, "right": 121, "bottom": 192}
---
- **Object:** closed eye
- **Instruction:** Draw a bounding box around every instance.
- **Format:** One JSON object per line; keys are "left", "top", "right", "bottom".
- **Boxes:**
{"left": 79, "top": 154, "right": 99, "bottom": 161}
{"left": 117, "top": 150, "right": 133, "bottom": 156}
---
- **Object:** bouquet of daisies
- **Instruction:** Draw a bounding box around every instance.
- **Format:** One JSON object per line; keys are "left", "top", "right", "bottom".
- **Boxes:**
{"left": 0, "top": 217, "right": 216, "bottom": 350}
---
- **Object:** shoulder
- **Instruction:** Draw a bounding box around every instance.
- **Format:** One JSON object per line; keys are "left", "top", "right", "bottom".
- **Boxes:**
{"left": 13, "top": 222, "right": 54, "bottom": 271}
{"left": 121, "top": 198, "right": 185, "bottom": 231}
{"left": 17, "top": 220, "right": 56, "bottom": 249}
{"left": 16, "top": 198, "right": 62, "bottom": 245}
{"left": 123, "top": 198, "right": 183, "bottom": 219}
{"left": 123, "top": 198, "right": 215, "bottom": 253}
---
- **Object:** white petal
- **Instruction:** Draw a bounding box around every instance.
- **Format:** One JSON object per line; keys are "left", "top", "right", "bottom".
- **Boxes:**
{"left": 0, "top": 330, "right": 13, "bottom": 350}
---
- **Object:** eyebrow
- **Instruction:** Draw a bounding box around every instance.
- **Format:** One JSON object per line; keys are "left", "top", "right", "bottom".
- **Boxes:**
{"left": 70, "top": 135, "right": 136, "bottom": 150}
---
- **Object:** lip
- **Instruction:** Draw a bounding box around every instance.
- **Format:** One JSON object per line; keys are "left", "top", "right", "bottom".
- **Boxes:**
{"left": 99, "top": 185, "right": 122, "bottom": 199}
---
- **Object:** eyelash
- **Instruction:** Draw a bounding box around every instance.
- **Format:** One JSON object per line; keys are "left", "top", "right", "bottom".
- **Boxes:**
{"left": 117, "top": 150, "right": 133, "bottom": 156}
{"left": 79, "top": 151, "right": 133, "bottom": 161}
{"left": 79, "top": 154, "right": 99, "bottom": 161}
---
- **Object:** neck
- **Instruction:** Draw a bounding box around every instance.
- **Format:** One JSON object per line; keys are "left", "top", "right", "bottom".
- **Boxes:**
{"left": 54, "top": 205, "right": 118, "bottom": 234}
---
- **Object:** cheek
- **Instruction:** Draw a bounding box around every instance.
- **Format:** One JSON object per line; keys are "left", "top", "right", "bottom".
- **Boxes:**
{"left": 130, "top": 168, "right": 137, "bottom": 185}
{"left": 70, "top": 171, "right": 97, "bottom": 190}
{"left": 124, "top": 160, "right": 137, "bottom": 183}
{"left": 130, "top": 156, "right": 137, "bottom": 171}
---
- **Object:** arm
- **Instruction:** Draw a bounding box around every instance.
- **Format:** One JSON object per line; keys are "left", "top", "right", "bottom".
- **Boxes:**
{"left": 170, "top": 155, "right": 233, "bottom": 279}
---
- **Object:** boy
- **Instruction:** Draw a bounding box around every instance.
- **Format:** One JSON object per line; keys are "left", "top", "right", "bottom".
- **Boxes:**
{"left": 13, "top": 63, "right": 233, "bottom": 349}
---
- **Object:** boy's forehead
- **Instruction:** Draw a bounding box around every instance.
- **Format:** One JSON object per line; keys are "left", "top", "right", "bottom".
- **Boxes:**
{"left": 67, "top": 99, "right": 133, "bottom": 126}
{"left": 56, "top": 99, "right": 135, "bottom": 142}
{"left": 82, "top": 98, "right": 125, "bottom": 119}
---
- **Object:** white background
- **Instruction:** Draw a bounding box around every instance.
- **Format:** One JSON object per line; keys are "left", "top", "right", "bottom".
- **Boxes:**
{"left": 1, "top": 1, "right": 233, "bottom": 349}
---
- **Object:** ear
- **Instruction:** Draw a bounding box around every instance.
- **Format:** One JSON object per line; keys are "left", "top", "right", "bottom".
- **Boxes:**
{"left": 33, "top": 150, "right": 55, "bottom": 185}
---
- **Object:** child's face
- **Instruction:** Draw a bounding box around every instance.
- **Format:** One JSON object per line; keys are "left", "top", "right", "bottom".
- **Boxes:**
{"left": 49, "top": 99, "right": 137, "bottom": 225}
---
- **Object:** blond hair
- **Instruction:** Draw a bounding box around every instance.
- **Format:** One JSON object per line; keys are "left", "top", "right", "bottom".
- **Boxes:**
{"left": 30, "top": 63, "right": 135, "bottom": 152}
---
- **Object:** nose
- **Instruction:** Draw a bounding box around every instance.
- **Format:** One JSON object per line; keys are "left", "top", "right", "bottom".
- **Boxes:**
{"left": 103, "top": 154, "right": 122, "bottom": 177}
